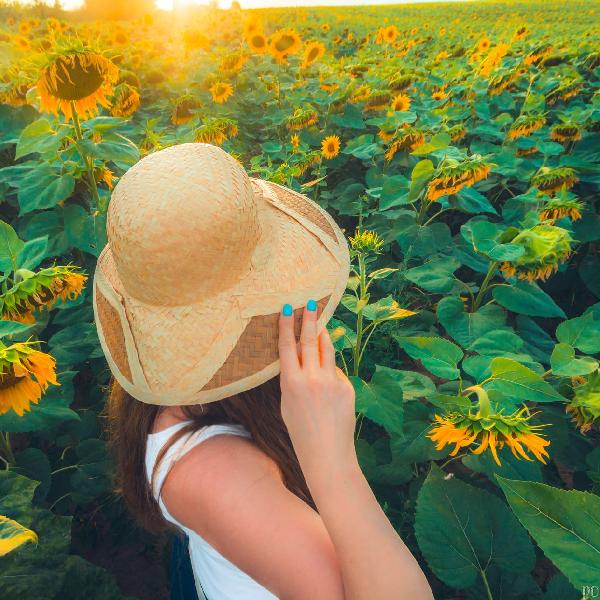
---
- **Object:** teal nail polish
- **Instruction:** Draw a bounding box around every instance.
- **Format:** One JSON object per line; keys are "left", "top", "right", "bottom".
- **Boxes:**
{"left": 282, "top": 303, "right": 293, "bottom": 316}
{"left": 307, "top": 299, "right": 317, "bottom": 311}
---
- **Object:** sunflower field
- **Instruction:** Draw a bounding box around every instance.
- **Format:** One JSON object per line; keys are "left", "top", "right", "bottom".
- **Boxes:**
{"left": 0, "top": 0, "right": 599, "bottom": 598}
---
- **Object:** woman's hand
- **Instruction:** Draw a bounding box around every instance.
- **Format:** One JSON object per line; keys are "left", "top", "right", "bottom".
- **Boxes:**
{"left": 278, "top": 301, "right": 358, "bottom": 488}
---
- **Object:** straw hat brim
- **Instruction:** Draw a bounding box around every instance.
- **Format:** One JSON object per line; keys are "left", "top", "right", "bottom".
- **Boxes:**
{"left": 93, "top": 177, "right": 350, "bottom": 405}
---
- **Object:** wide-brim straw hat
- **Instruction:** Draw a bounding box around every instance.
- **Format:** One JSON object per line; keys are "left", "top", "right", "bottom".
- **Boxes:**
{"left": 92, "top": 143, "right": 350, "bottom": 405}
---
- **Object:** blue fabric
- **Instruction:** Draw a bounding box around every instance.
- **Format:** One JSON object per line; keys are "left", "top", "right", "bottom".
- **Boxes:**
{"left": 170, "top": 533, "right": 204, "bottom": 600}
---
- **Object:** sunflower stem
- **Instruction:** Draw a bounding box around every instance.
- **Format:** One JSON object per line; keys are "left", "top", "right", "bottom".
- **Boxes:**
{"left": 480, "top": 569, "right": 494, "bottom": 600}
{"left": 352, "top": 253, "right": 367, "bottom": 377}
{"left": 0, "top": 432, "right": 15, "bottom": 466}
{"left": 472, "top": 261, "right": 498, "bottom": 312}
{"left": 70, "top": 102, "right": 103, "bottom": 214}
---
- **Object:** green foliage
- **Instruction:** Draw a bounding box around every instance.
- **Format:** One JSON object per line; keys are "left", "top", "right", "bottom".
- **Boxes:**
{"left": 0, "top": 0, "right": 599, "bottom": 597}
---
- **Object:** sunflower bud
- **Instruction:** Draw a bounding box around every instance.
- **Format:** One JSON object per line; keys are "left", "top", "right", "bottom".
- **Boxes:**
{"left": 499, "top": 224, "right": 574, "bottom": 282}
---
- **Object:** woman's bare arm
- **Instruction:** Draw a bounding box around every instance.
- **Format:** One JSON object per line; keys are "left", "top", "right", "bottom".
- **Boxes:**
{"left": 277, "top": 302, "right": 433, "bottom": 600}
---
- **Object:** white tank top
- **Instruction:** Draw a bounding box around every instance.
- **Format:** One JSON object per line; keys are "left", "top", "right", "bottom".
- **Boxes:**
{"left": 145, "top": 420, "right": 279, "bottom": 600}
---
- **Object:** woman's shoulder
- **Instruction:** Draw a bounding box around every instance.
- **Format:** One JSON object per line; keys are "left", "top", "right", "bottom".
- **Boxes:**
{"left": 161, "top": 424, "right": 284, "bottom": 512}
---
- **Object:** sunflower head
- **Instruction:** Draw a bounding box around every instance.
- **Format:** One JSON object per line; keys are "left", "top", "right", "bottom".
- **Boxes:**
{"left": 302, "top": 41, "right": 326, "bottom": 69}
{"left": 171, "top": 94, "right": 202, "bottom": 125}
{"left": 194, "top": 117, "right": 238, "bottom": 145}
{"left": 321, "top": 135, "right": 341, "bottom": 160}
{"left": 539, "top": 192, "right": 584, "bottom": 223}
{"left": 428, "top": 388, "right": 551, "bottom": 466}
{"left": 110, "top": 83, "right": 140, "bottom": 118}
{"left": 0, "top": 341, "right": 59, "bottom": 416}
{"left": 0, "top": 265, "right": 87, "bottom": 323}
{"left": 499, "top": 224, "right": 574, "bottom": 282}
{"left": 348, "top": 229, "right": 384, "bottom": 256}
{"left": 426, "top": 155, "right": 492, "bottom": 202}
{"left": 269, "top": 28, "right": 302, "bottom": 62}
{"left": 532, "top": 166, "right": 578, "bottom": 196}
{"left": 286, "top": 106, "right": 319, "bottom": 131}
{"left": 550, "top": 123, "right": 582, "bottom": 143}
{"left": 209, "top": 81, "right": 234, "bottom": 104}
{"left": 36, "top": 43, "right": 119, "bottom": 121}
{"left": 566, "top": 373, "right": 600, "bottom": 433}
{"left": 507, "top": 113, "right": 546, "bottom": 140}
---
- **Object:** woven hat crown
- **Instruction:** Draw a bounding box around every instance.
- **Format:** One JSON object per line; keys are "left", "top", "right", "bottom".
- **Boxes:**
{"left": 106, "top": 143, "right": 260, "bottom": 306}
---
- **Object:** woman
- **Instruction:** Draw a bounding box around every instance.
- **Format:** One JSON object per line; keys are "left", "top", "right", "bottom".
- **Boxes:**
{"left": 95, "top": 143, "right": 433, "bottom": 599}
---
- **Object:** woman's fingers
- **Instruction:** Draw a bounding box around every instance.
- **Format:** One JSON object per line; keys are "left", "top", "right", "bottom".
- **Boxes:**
{"left": 299, "top": 300, "right": 319, "bottom": 372}
{"left": 318, "top": 327, "right": 337, "bottom": 375}
{"left": 278, "top": 305, "right": 300, "bottom": 374}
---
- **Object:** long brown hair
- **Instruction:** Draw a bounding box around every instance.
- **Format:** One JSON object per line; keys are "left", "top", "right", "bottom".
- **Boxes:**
{"left": 103, "top": 374, "right": 316, "bottom": 534}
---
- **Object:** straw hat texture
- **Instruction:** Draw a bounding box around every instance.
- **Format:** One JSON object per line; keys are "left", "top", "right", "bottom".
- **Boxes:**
{"left": 92, "top": 143, "right": 350, "bottom": 405}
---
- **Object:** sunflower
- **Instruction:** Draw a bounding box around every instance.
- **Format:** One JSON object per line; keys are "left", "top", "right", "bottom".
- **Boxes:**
{"left": 219, "top": 52, "right": 247, "bottom": 73}
{"left": 385, "top": 127, "right": 425, "bottom": 161}
{"left": 170, "top": 94, "right": 202, "bottom": 125}
{"left": 428, "top": 387, "right": 551, "bottom": 466}
{"left": 507, "top": 113, "right": 546, "bottom": 140}
{"left": 194, "top": 117, "right": 238, "bottom": 145}
{"left": 390, "top": 93, "right": 411, "bottom": 112}
{"left": 448, "top": 123, "right": 467, "bottom": 142}
{"left": 524, "top": 43, "right": 553, "bottom": 66}
{"left": 532, "top": 166, "right": 578, "bottom": 195}
{"left": 389, "top": 73, "right": 414, "bottom": 92}
{"left": 37, "top": 47, "right": 119, "bottom": 121}
{"left": 286, "top": 106, "right": 319, "bottom": 130}
{"left": 0, "top": 341, "right": 59, "bottom": 416}
{"left": 513, "top": 26, "right": 529, "bottom": 42}
{"left": 183, "top": 29, "right": 210, "bottom": 52}
{"left": 269, "top": 28, "right": 302, "bottom": 62}
{"left": 431, "top": 86, "right": 448, "bottom": 102}
{"left": 547, "top": 80, "right": 583, "bottom": 105}
{"left": 209, "top": 81, "right": 233, "bottom": 104}
{"left": 426, "top": 155, "right": 492, "bottom": 201}
{"left": 294, "top": 151, "right": 321, "bottom": 176}
{"left": 364, "top": 89, "right": 392, "bottom": 111}
{"left": 488, "top": 68, "right": 523, "bottom": 95}
{"left": 321, "top": 135, "right": 341, "bottom": 160}
{"left": 95, "top": 167, "right": 115, "bottom": 190}
{"left": 248, "top": 32, "right": 268, "bottom": 54}
{"left": 382, "top": 25, "right": 399, "bottom": 45}
{"left": 516, "top": 146, "right": 539, "bottom": 157}
{"left": 290, "top": 133, "right": 300, "bottom": 152}
{"left": 0, "top": 266, "right": 87, "bottom": 323}
{"left": 302, "top": 41, "right": 326, "bottom": 69}
{"left": 349, "top": 83, "right": 371, "bottom": 103}
{"left": 112, "top": 29, "right": 128, "bottom": 46}
{"left": 479, "top": 43, "right": 510, "bottom": 77}
{"left": 477, "top": 37, "right": 491, "bottom": 52}
{"left": 550, "top": 123, "right": 582, "bottom": 143}
{"left": 349, "top": 229, "right": 385, "bottom": 255}
{"left": 110, "top": 83, "right": 140, "bottom": 118}
{"left": 499, "top": 224, "right": 574, "bottom": 282}
{"left": 321, "top": 23, "right": 330, "bottom": 33}
{"left": 243, "top": 16, "right": 263, "bottom": 40}
{"left": 539, "top": 195, "right": 584, "bottom": 222}
{"left": 566, "top": 373, "right": 600, "bottom": 434}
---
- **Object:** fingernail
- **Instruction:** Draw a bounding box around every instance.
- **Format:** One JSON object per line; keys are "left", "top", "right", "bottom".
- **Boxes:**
{"left": 307, "top": 299, "right": 317, "bottom": 311}
{"left": 282, "top": 303, "right": 293, "bottom": 316}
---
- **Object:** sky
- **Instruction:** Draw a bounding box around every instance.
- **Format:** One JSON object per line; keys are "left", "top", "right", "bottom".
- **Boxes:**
{"left": 39, "top": 0, "right": 469, "bottom": 11}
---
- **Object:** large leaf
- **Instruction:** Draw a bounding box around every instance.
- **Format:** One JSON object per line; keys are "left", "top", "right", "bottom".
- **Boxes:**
{"left": 395, "top": 336, "right": 463, "bottom": 379}
{"left": 550, "top": 343, "right": 598, "bottom": 377}
{"left": 0, "top": 514, "right": 38, "bottom": 556}
{"left": 0, "top": 221, "right": 24, "bottom": 272}
{"left": 437, "top": 296, "right": 508, "bottom": 348}
{"left": 350, "top": 365, "right": 404, "bottom": 436}
{"left": 404, "top": 256, "right": 460, "bottom": 293}
{"left": 556, "top": 312, "right": 600, "bottom": 354}
{"left": 492, "top": 281, "right": 566, "bottom": 318}
{"left": 486, "top": 357, "right": 564, "bottom": 403}
{"left": 496, "top": 476, "right": 600, "bottom": 589}
{"left": 414, "top": 464, "right": 535, "bottom": 589}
